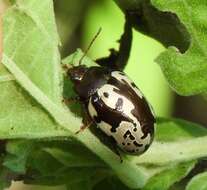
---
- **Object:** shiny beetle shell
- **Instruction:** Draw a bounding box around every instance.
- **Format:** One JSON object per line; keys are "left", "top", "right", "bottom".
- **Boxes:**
{"left": 68, "top": 66, "right": 155, "bottom": 155}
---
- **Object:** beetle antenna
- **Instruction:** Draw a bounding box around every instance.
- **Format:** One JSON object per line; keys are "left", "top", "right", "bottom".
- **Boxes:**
{"left": 79, "top": 27, "right": 102, "bottom": 65}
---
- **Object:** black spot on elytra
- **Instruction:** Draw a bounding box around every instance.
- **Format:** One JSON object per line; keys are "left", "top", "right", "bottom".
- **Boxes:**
{"left": 123, "top": 130, "right": 135, "bottom": 140}
{"left": 133, "top": 128, "right": 137, "bottom": 132}
{"left": 103, "top": 92, "right": 109, "bottom": 98}
{"left": 118, "top": 72, "right": 125, "bottom": 76}
{"left": 133, "top": 141, "right": 142, "bottom": 147}
{"left": 127, "top": 143, "right": 130, "bottom": 146}
{"left": 122, "top": 142, "right": 125, "bottom": 146}
{"left": 121, "top": 79, "right": 125, "bottom": 83}
{"left": 127, "top": 149, "right": 136, "bottom": 153}
{"left": 115, "top": 98, "right": 123, "bottom": 111}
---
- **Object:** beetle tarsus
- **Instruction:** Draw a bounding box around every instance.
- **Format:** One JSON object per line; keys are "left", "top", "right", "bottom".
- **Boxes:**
{"left": 75, "top": 121, "right": 93, "bottom": 134}
{"left": 62, "top": 97, "right": 80, "bottom": 105}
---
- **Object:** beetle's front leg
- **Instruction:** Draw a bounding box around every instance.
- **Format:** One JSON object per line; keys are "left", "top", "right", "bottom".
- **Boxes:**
{"left": 112, "top": 144, "right": 123, "bottom": 163}
{"left": 62, "top": 97, "right": 80, "bottom": 105}
{"left": 75, "top": 120, "right": 93, "bottom": 134}
{"left": 62, "top": 96, "right": 80, "bottom": 105}
{"left": 75, "top": 114, "right": 94, "bottom": 134}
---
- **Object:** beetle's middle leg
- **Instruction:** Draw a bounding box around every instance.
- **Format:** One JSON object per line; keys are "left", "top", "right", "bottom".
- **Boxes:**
{"left": 75, "top": 107, "right": 94, "bottom": 134}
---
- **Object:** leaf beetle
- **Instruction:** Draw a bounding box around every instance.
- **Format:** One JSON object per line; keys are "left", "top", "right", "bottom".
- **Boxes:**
{"left": 67, "top": 64, "right": 155, "bottom": 155}
{"left": 64, "top": 19, "right": 155, "bottom": 156}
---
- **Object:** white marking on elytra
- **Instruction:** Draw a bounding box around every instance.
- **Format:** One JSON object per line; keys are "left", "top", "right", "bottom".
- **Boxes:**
{"left": 88, "top": 98, "right": 98, "bottom": 117}
{"left": 98, "top": 120, "right": 151, "bottom": 154}
{"left": 97, "top": 84, "right": 119, "bottom": 110}
{"left": 97, "top": 84, "right": 140, "bottom": 125}
{"left": 98, "top": 121, "right": 112, "bottom": 136}
{"left": 111, "top": 71, "right": 143, "bottom": 99}
{"left": 116, "top": 121, "right": 151, "bottom": 153}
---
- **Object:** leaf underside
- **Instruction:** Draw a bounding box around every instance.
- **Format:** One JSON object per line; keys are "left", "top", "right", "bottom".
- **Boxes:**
{"left": 115, "top": 0, "right": 207, "bottom": 96}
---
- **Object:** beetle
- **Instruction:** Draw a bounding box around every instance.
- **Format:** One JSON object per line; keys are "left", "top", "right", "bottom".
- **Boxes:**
{"left": 64, "top": 17, "right": 155, "bottom": 156}
{"left": 66, "top": 64, "right": 155, "bottom": 155}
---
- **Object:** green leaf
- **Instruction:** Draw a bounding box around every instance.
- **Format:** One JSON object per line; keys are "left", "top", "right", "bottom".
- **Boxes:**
{"left": 67, "top": 181, "right": 92, "bottom": 190}
{"left": 27, "top": 144, "right": 65, "bottom": 179}
{"left": 0, "top": 78, "right": 69, "bottom": 139}
{"left": 0, "top": 167, "right": 12, "bottom": 190}
{"left": 93, "top": 161, "right": 195, "bottom": 190}
{"left": 156, "top": 118, "right": 207, "bottom": 142}
{"left": 151, "top": 0, "right": 207, "bottom": 95}
{"left": 3, "top": 140, "right": 34, "bottom": 173}
{"left": 43, "top": 146, "right": 104, "bottom": 168}
{"left": 93, "top": 177, "right": 131, "bottom": 190}
{"left": 186, "top": 171, "right": 207, "bottom": 190}
{"left": 114, "top": 0, "right": 190, "bottom": 53}
{"left": 25, "top": 167, "right": 102, "bottom": 187}
{"left": 143, "top": 161, "right": 196, "bottom": 190}
{"left": 32, "top": 140, "right": 105, "bottom": 169}
{"left": 3, "top": 0, "right": 62, "bottom": 104}
{"left": 3, "top": 140, "right": 108, "bottom": 187}
{"left": 12, "top": 142, "right": 111, "bottom": 188}
{"left": 115, "top": 0, "right": 207, "bottom": 95}
{"left": 1, "top": 0, "right": 70, "bottom": 139}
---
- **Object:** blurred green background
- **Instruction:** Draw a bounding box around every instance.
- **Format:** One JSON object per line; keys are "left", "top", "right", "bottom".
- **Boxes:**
{"left": 6, "top": 0, "right": 207, "bottom": 189}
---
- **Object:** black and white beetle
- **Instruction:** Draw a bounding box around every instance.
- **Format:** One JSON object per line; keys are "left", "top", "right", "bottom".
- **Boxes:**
{"left": 67, "top": 65, "right": 155, "bottom": 155}
{"left": 65, "top": 18, "right": 155, "bottom": 155}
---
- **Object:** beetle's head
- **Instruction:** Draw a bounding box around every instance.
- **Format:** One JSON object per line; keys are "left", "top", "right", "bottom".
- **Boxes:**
{"left": 67, "top": 65, "right": 88, "bottom": 85}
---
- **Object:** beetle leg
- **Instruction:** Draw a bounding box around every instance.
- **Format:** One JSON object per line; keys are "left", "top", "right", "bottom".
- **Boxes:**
{"left": 112, "top": 144, "right": 123, "bottom": 163}
{"left": 100, "top": 136, "right": 123, "bottom": 163}
{"left": 62, "top": 97, "right": 80, "bottom": 105}
{"left": 75, "top": 120, "right": 93, "bottom": 134}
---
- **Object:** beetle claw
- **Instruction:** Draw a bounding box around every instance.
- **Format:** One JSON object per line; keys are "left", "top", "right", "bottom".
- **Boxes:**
{"left": 75, "top": 121, "right": 93, "bottom": 134}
